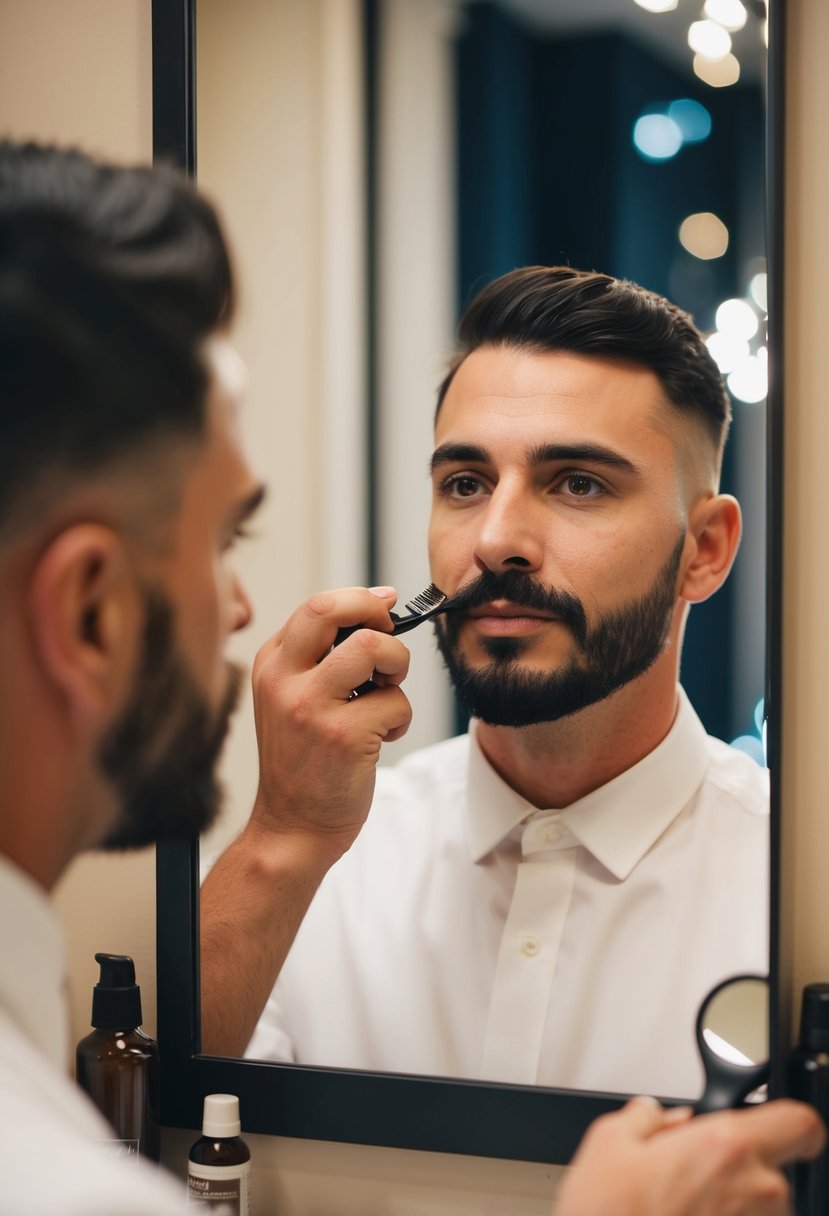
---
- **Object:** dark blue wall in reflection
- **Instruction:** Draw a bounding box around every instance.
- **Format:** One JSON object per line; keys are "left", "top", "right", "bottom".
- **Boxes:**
{"left": 454, "top": 2, "right": 765, "bottom": 744}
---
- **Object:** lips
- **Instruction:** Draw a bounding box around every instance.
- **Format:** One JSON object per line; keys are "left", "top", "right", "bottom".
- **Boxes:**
{"left": 465, "top": 600, "right": 557, "bottom": 621}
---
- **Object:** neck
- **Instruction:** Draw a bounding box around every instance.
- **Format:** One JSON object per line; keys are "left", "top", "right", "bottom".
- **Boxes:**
{"left": 0, "top": 669, "right": 98, "bottom": 893}
{"left": 474, "top": 662, "right": 681, "bottom": 809}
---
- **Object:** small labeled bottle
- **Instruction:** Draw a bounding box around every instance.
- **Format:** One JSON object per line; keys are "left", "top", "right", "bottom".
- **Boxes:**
{"left": 788, "top": 983, "right": 829, "bottom": 1216}
{"left": 188, "top": 1094, "right": 251, "bottom": 1214}
{"left": 76, "top": 952, "right": 160, "bottom": 1161}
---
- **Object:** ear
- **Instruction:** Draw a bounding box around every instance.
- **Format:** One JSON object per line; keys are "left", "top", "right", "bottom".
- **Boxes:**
{"left": 26, "top": 524, "right": 141, "bottom": 720}
{"left": 679, "top": 493, "right": 742, "bottom": 605}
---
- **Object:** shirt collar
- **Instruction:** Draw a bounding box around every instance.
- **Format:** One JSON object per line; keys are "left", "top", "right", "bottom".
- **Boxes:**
{"left": 0, "top": 853, "right": 70, "bottom": 1072}
{"left": 465, "top": 688, "right": 711, "bottom": 879}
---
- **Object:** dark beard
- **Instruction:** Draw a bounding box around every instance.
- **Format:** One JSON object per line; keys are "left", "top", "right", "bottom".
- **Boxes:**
{"left": 434, "top": 535, "right": 685, "bottom": 727}
{"left": 98, "top": 589, "right": 243, "bottom": 850}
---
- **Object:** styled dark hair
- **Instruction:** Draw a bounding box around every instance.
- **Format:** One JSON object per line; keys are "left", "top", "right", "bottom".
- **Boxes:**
{"left": 0, "top": 140, "right": 235, "bottom": 529}
{"left": 437, "top": 266, "right": 730, "bottom": 456}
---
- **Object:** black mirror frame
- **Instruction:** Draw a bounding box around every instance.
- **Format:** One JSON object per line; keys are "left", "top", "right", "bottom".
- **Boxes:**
{"left": 154, "top": 0, "right": 786, "bottom": 1164}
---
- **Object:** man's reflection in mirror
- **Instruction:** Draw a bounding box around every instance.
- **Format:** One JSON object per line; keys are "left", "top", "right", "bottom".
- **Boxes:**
{"left": 201, "top": 267, "right": 767, "bottom": 1098}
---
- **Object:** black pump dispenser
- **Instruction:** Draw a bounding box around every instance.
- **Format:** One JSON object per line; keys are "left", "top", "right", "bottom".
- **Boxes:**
{"left": 76, "top": 952, "right": 160, "bottom": 1161}
{"left": 90, "top": 953, "right": 142, "bottom": 1029}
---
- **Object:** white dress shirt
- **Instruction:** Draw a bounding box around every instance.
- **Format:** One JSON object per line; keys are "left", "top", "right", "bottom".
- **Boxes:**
{"left": 246, "top": 689, "right": 769, "bottom": 1100}
{"left": 0, "top": 854, "right": 185, "bottom": 1215}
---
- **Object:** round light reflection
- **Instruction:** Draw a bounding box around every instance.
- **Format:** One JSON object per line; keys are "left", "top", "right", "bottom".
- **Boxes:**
{"left": 728, "top": 354, "right": 767, "bottom": 403}
{"left": 706, "top": 332, "right": 749, "bottom": 373}
{"left": 716, "top": 298, "right": 759, "bottom": 339}
{"left": 730, "top": 735, "right": 766, "bottom": 764}
{"left": 633, "top": 0, "right": 679, "bottom": 10}
{"left": 633, "top": 114, "right": 683, "bottom": 161}
{"left": 688, "top": 19, "right": 732, "bottom": 59}
{"left": 679, "top": 211, "right": 729, "bottom": 260}
{"left": 703, "top": 0, "right": 748, "bottom": 31}
{"left": 749, "top": 272, "right": 768, "bottom": 312}
{"left": 668, "top": 99, "right": 712, "bottom": 143}
{"left": 693, "top": 52, "right": 741, "bottom": 87}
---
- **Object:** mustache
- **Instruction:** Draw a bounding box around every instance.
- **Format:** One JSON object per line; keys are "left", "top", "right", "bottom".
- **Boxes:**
{"left": 445, "top": 569, "right": 588, "bottom": 648}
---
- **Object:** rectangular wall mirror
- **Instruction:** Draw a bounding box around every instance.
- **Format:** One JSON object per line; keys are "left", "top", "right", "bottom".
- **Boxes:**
{"left": 155, "top": 0, "right": 785, "bottom": 1162}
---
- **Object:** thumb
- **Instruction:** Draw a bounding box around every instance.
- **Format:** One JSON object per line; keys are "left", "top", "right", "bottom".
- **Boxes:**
{"left": 611, "top": 1096, "right": 675, "bottom": 1141}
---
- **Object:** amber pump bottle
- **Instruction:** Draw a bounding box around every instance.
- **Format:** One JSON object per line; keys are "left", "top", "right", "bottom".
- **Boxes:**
{"left": 788, "top": 983, "right": 829, "bottom": 1215}
{"left": 76, "top": 952, "right": 160, "bottom": 1161}
{"left": 188, "top": 1094, "right": 251, "bottom": 1213}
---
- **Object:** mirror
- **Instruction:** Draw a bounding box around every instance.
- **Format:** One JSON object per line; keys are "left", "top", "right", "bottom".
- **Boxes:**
{"left": 695, "top": 974, "right": 770, "bottom": 1113}
{"left": 154, "top": 0, "right": 785, "bottom": 1163}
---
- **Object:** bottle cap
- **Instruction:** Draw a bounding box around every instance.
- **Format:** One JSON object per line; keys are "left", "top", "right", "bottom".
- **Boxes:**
{"left": 800, "top": 983, "right": 829, "bottom": 1050}
{"left": 90, "top": 953, "right": 142, "bottom": 1030}
{"left": 202, "top": 1094, "right": 242, "bottom": 1139}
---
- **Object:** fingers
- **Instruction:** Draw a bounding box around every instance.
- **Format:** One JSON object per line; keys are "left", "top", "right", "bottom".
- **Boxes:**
{"left": 599, "top": 1097, "right": 824, "bottom": 1170}
{"left": 573, "top": 1098, "right": 677, "bottom": 1160}
{"left": 335, "top": 634, "right": 410, "bottom": 698}
{"left": 277, "top": 587, "right": 401, "bottom": 669}
{"left": 251, "top": 585, "right": 413, "bottom": 790}
{"left": 612, "top": 1096, "right": 672, "bottom": 1136}
{"left": 260, "top": 586, "right": 411, "bottom": 709}
{"left": 719, "top": 1100, "right": 826, "bottom": 1168}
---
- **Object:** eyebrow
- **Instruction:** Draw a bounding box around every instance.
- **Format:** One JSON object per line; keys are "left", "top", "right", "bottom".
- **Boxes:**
{"left": 430, "top": 441, "right": 640, "bottom": 477}
{"left": 430, "top": 443, "right": 488, "bottom": 473}
{"left": 527, "top": 442, "right": 640, "bottom": 476}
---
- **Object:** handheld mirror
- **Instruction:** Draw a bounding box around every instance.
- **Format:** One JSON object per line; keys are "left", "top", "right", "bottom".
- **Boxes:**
{"left": 695, "top": 973, "right": 770, "bottom": 1114}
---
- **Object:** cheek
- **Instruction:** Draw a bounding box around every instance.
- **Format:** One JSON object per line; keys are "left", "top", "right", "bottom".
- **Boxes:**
{"left": 549, "top": 514, "right": 685, "bottom": 597}
{"left": 209, "top": 557, "right": 241, "bottom": 651}
{"left": 428, "top": 515, "right": 466, "bottom": 579}
{"left": 174, "top": 561, "right": 229, "bottom": 694}
{"left": 188, "top": 582, "right": 221, "bottom": 662}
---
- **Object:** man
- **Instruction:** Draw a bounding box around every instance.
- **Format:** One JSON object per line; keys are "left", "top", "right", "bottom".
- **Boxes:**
{"left": 202, "top": 267, "right": 767, "bottom": 1101}
{"left": 0, "top": 140, "right": 818, "bottom": 1215}
{"left": 0, "top": 138, "right": 410, "bottom": 1212}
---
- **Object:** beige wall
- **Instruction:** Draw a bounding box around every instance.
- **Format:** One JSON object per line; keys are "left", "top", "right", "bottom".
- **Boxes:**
{"left": 3, "top": 0, "right": 828, "bottom": 1211}
{"left": 0, "top": 0, "right": 150, "bottom": 155}
{"left": 779, "top": 0, "right": 829, "bottom": 1032}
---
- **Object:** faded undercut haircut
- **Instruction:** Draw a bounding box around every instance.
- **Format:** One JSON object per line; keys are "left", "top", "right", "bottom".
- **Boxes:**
{"left": 0, "top": 140, "right": 235, "bottom": 533}
{"left": 437, "top": 266, "right": 731, "bottom": 465}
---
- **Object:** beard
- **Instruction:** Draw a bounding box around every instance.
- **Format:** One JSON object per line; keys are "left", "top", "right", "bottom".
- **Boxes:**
{"left": 98, "top": 588, "right": 243, "bottom": 850}
{"left": 434, "top": 535, "right": 686, "bottom": 728}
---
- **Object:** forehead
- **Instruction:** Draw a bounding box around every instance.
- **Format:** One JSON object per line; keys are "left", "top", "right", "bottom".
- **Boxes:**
{"left": 436, "top": 346, "right": 670, "bottom": 452}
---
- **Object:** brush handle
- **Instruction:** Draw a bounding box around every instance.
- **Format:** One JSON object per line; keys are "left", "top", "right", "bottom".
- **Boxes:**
{"left": 334, "top": 604, "right": 451, "bottom": 697}
{"left": 333, "top": 611, "right": 406, "bottom": 649}
{"left": 334, "top": 602, "right": 452, "bottom": 647}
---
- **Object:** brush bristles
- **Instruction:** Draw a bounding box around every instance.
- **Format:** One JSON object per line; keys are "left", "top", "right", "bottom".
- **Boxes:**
{"left": 404, "top": 584, "right": 446, "bottom": 614}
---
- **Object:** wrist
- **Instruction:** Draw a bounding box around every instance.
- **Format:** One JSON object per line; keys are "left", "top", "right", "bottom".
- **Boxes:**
{"left": 243, "top": 798, "right": 357, "bottom": 880}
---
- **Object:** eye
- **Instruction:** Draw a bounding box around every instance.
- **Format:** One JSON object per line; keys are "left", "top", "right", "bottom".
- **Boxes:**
{"left": 557, "top": 471, "right": 607, "bottom": 500}
{"left": 223, "top": 523, "right": 257, "bottom": 553}
{"left": 440, "top": 472, "right": 486, "bottom": 500}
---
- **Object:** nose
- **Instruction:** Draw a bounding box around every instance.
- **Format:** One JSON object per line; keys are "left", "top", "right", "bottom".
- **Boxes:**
{"left": 230, "top": 566, "right": 253, "bottom": 632}
{"left": 472, "top": 484, "right": 545, "bottom": 575}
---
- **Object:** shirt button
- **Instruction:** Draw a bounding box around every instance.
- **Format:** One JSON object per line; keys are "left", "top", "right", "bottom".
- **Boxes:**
{"left": 542, "top": 823, "right": 564, "bottom": 844}
{"left": 521, "top": 936, "right": 540, "bottom": 957}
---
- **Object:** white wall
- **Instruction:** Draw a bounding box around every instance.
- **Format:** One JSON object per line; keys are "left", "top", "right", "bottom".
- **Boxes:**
{"left": 195, "top": 0, "right": 354, "bottom": 860}
{"left": 375, "top": 0, "right": 458, "bottom": 754}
